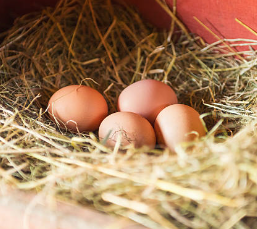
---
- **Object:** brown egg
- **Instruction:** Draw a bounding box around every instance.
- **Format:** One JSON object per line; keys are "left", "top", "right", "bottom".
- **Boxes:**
{"left": 118, "top": 79, "right": 178, "bottom": 124}
{"left": 154, "top": 104, "right": 206, "bottom": 152}
{"left": 99, "top": 112, "right": 156, "bottom": 149}
{"left": 48, "top": 85, "right": 108, "bottom": 132}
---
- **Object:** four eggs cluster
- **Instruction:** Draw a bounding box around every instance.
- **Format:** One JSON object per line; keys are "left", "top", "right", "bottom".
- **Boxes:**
{"left": 48, "top": 79, "right": 206, "bottom": 152}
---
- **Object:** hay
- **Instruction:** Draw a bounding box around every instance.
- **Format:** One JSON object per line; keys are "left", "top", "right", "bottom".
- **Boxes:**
{"left": 0, "top": 0, "right": 257, "bottom": 228}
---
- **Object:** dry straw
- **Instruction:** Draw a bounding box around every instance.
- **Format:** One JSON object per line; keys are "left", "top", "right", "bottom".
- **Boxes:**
{"left": 0, "top": 0, "right": 257, "bottom": 228}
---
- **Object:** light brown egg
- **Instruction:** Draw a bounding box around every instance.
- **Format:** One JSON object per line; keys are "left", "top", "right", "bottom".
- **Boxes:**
{"left": 99, "top": 112, "right": 156, "bottom": 149}
{"left": 154, "top": 104, "right": 206, "bottom": 152}
{"left": 118, "top": 79, "right": 178, "bottom": 124}
{"left": 48, "top": 85, "right": 108, "bottom": 132}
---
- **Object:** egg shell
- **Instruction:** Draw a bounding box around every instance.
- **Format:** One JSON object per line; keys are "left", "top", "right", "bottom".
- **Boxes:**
{"left": 48, "top": 85, "right": 108, "bottom": 132}
{"left": 154, "top": 104, "right": 206, "bottom": 152}
{"left": 118, "top": 79, "right": 178, "bottom": 124}
{"left": 99, "top": 112, "right": 156, "bottom": 149}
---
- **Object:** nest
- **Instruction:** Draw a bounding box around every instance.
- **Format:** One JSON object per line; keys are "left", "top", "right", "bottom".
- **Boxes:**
{"left": 0, "top": 0, "right": 257, "bottom": 228}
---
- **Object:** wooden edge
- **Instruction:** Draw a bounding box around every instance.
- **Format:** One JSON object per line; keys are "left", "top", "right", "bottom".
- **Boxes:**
{"left": 0, "top": 186, "right": 148, "bottom": 229}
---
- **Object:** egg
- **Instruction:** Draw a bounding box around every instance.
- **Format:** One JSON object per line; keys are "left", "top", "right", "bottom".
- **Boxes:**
{"left": 118, "top": 79, "right": 178, "bottom": 124}
{"left": 154, "top": 104, "right": 206, "bottom": 152}
{"left": 99, "top": 112, "right": 156, "bottom": 149}
{"left": 48, "top": 85, "right": 108, "bottom": 132}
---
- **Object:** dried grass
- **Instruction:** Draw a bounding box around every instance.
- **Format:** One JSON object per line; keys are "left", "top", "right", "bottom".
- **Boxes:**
{"left": 0, "top": 0, "right": 257, "bottom": 228}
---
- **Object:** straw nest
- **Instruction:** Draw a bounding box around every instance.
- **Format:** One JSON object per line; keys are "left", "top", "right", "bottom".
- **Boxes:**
{"left": 0, "top": 0, "right": 257, "bottom": 228}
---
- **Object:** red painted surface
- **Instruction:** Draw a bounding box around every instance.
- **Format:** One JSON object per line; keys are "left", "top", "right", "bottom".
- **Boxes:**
{"left": 115, "top": 0, "right": 257, "bottom": 50}
{"left": 170, "top": 0, "right": 257, "bottom": 49}
{"left": 1, "top": 0, "right": 257, "bottom": 50}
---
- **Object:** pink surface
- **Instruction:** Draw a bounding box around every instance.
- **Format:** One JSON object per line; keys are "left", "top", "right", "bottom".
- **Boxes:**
{"left": 0, "top": 188, "right": 147, "bottom": 229}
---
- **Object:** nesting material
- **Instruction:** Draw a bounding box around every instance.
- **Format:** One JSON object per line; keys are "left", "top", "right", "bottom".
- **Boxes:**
{"left": 0, "top": 0, "right": 257, "bottom": 228}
